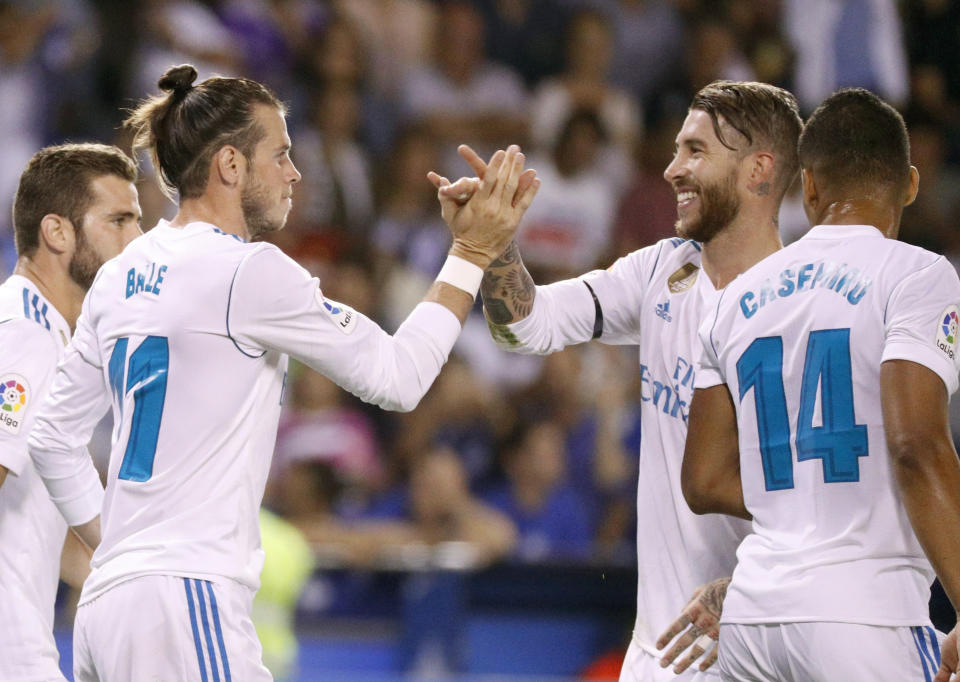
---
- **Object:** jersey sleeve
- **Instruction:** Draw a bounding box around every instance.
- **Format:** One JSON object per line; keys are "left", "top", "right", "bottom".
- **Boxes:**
{"left": 226, "top": 245, "right": 462, "bottom": 412}
{"left": 27, "top": 306, "right": 108, "bottom": 526}
{"left": 500, "top": 242, "right": 663, "bottom": 354}
{"left": 0, "top": 321, "right": 57, "bottom": 477}
{"left": 882, "top": 256, "right": 960, "bottom": 395}
{"left": 695, "top": 287, "right": 729, "bottom": 390}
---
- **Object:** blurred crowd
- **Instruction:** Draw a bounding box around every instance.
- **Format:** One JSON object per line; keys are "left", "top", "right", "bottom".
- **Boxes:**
{"left": 3, "top": 0, "right": 960, "bottom": 568}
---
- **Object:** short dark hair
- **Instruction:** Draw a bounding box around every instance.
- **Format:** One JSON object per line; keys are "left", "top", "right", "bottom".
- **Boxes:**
{"left": 125, "top": 64, "right": 284, "bottom": 201}
{"left": 798, "top": 88, "right": 910, "bottom": 195}
{"left": 13, "top": 143, "right": 137, "bottom": 257}
{"left": 690, "top": 81, "right": 803, "bottom": 199}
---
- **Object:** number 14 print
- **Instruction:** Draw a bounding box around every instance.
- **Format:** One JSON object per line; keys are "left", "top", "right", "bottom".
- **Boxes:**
{"left": 737, "top": 329, "right": 868, "bottom": 491}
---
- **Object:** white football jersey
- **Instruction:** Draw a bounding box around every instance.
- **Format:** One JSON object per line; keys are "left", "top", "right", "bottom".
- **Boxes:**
{"left": 0, "top": 275, "right": 72, "bottom": 681}
{"left": 502, "top": 238, "right": 751, "bottom": 656}
{"left": 29, "top": 220, "right": 461, "bottom": 605}
{"left": 697, "top": 224, "right": 960, "bottom": 625}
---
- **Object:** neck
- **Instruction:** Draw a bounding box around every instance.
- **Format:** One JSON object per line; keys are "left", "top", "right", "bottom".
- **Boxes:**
{"left": 701, "top": 209, "right": 782, "bottom": 289}
{"left": 170, "top": 194, "right": 250, "bottom": 241}
{"left": 13, "top": 255, "right": 85, "bottom": 330}
{"left": 815, "top": 199, "right": 899, "bottom": 238}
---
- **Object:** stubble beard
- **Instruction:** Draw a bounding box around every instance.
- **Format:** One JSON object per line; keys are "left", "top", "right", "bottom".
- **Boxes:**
{"left": 68, "top": 222, "right": 102, "bottom": 291}
{"left": 241, "top": 175, "right": 287, "bottom": 240}
{"left": 675, "top": 167, "right": 741, "bottom": 244}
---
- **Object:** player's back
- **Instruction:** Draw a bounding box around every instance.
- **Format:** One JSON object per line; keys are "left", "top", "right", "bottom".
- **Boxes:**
{"left": 80, "top": 220, "right": 287, "bottom": 603}
{"left": 703, "top": 224, "right": 960, "bottom": 625}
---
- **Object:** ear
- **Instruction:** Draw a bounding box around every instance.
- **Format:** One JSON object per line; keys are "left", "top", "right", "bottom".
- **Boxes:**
{"left": 800, "top": 168, "right": 818, "bottom": 207}
{"left": 214, "top": 145, "right": 244, "bottom": 188}
{"left": 903, "top": 165, "right": 919, "bottom": 207}
{"left": 38, "top": 214, "right": 73, "bottom": 255}
{"left": 746, "top": 151, "right": 776, "bottom": 197}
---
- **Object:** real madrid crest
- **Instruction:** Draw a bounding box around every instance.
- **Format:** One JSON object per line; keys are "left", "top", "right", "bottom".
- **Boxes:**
{"left": 667, "top": 263, "right": 699, "bottom": 294}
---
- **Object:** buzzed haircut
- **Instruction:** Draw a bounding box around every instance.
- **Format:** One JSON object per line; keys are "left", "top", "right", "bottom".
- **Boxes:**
{"left": 125, "top": 64, "right": 283, "bottom": 201}
{"left": 798, "top": 88, "right": 910, "bottom": 195}
{"left": 13, "top": 143, "right": 137, "bottom": 257}
{"left": 690, "top": 81, "right": 803, "bottom": 199}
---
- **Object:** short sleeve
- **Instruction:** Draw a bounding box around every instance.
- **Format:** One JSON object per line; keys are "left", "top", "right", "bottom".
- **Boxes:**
{"left": 882, "top": 257, "right": 960, "bottom": 396}
{"left": 695, "top": 296, "right": 726, "bottom": 390}
{"left": 0, "top": 321, "right": 57, "bottom": 476}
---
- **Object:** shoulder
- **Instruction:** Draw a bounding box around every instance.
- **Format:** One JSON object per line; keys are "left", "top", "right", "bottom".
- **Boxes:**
{"left": 0, "top": 318, "right": 59, "bottom": 367}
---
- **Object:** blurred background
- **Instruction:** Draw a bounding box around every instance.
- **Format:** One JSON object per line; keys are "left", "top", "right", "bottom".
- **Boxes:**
{"left": 2, "top": 0, "right": 959, "bottom": 679}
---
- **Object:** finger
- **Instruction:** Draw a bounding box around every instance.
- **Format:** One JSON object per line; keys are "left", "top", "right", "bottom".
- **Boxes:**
{"left": 427, "top": 171, "right": 450, "bottom": 189}
{"left": 458, "top": 144, "right": 488, "bottom": 179}
{"left": 438, "top": 176, "right": 480, "bottom": 203}
{"left": 513, "top": 177, "right": 540, "bottom": 215}
{"left": 499, "top": 150, "right": 524, "bottom": 211}
{"left": 490, "top": 145, "right": 519, "bottom": 204}
{"left": 660, "top": 629, "right": 699, "bottom": 667}
{"left": 673, "top": 642, "right": 707, "bottom": 675}
{"left": 699, "top": 646, "right": 719, "bottom": 672}
{"left": 656, "top": 613, "right": 692, "bottom": 649}
{"left": 478, "top": 149, "right": 506, "bottom": 199}
{"left": 512, "top": 168, "right": 537, "bottom": 206}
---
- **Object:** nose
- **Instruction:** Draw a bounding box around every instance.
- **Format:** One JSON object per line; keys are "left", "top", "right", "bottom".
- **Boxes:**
{"left": 288, "top": 161, "right": 302, "bottom": 185}
{"left": 663, "top": 154, "right": 681, "bottom": 184}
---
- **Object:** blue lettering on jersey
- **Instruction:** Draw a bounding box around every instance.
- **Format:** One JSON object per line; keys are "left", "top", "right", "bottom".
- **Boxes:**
{"left": 125, "top": 262, "right": 168, "bottom": 299}
{"left": 739, "top": 259, "right": 872, "bottom": 319}
{"left": 639, "top": 355, "right": 696, "bottom": 423}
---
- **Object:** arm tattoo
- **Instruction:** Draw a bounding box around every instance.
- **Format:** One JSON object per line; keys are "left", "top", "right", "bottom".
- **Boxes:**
{"left": 480, "top": 241, "right": 536, "bottom": 328}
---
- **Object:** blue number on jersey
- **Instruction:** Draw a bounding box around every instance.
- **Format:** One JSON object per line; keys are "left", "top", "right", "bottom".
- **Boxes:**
{"left": 737, "top": 337, "right": 794, "bottom": 490}
{"left": 737, "top": 329, "right": 868, "bottom": 491}
{"left": 107, "top": 336, "right": 169, "bottom": 482}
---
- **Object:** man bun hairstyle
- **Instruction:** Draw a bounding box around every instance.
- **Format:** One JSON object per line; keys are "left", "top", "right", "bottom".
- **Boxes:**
{"left": 690, "top": 81, "right": 803, "bottom": 200}
{"left": 798, "top": 88, "right": 910, "bottom": 196}
{"left": 125, "top": 64, "right": 284, "bottom": 201}
{"left": 14, "top": 143, "right": 137, "bottom": 257}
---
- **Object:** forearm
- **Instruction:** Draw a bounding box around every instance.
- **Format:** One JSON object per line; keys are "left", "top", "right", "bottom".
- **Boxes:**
{"left": 893, "top": 440, "right": 960, "bottom": 612}
{"left": 60, "top": 528, "right": 95, "bottom": 588}
{"left": 0, "top": 464, "right": 6, "bottom": 490}
{"left": 480, "top": 240, "right": 537, "bottom": 328}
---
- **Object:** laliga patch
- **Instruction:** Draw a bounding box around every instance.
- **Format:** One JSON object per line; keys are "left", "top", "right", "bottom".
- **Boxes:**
{"left": 316, "top": 289, "right": 358, "bottom": 335}
{"left": 936, "top": 304, "right": 960, "bottom": 363}
{"left": 667, "top": 263, "right": 699, "bottom": 294}
{"left": 0, "top": 374, "right": 30, "bottom": 435}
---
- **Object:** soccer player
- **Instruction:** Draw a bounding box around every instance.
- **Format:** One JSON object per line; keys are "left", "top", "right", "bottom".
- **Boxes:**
{"left": 435, "top": 81, "right": 803, "bottom": 680}
{"left": 682, "top": 88, "right": 960, "bottom": 681}
{"left": 27, "top": 64, "right": 538, "bottom": 681}
{"left": 0, "top": 143, "right": 141, "bottom": 681}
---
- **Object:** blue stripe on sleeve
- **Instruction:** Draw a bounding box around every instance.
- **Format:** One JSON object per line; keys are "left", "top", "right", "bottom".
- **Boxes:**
{"left": 195, "top": 580, "right": 222, "bottom": 682}
{"left": 205, "top": 581, "right": 233, "bottom": 682}
{"left": 184, "top": 578, "right": 209, "bottom": 682}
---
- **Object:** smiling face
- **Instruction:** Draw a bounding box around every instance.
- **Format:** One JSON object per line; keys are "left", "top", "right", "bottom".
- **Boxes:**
{"left": 69, "top": 174, "right": 142, "bottom": 289}
{"left": 663, "top": 109, "right": 744, "bottom": 243}
{"left": 241, "top": 104, "right": 302, "bottom": 239}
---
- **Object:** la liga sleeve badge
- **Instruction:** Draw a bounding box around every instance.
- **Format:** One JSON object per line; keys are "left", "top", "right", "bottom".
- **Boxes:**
{"left": 936, "top": 305, "right": 960, "bottom": 365}
{"left": 0, "top": 374, "right": 30, "bottom": 435}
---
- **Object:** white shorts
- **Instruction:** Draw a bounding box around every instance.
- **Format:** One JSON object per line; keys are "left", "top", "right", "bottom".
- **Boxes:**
{"left": 620, "top": 637, "right": 721, "bottom": 682}
{"left": 718, "top": 622, "right": 944, "bottom": 682}
{"left": 73, "top": 574, "right": 272, "bottom": 682}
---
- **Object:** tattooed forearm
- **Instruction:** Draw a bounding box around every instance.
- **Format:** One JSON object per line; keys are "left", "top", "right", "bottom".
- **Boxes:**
{"left": 480, "top": 240, "right": 536, "bottom": 325}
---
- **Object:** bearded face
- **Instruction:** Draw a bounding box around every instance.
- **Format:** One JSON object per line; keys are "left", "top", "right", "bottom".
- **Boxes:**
{"left": 68, "top": 220, "right": 103, "bottom": 290}
{"left": 674, "top": 163, "right": 741, "bottom": 243}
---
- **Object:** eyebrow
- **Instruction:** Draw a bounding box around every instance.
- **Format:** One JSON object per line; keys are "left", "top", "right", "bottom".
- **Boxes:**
{"left": 677, "top": 137, "right": 709, "bottom": 150}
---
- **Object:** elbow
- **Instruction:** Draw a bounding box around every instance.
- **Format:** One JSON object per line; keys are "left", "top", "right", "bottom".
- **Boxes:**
{"left": 681, "top": 471, "right": 715, "bottom": 516}
{"left": 887, "top": 430, "right": 951, "bottom": 478}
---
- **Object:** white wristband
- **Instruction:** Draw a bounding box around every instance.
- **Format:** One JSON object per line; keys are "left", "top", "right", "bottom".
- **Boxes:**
{"left": 436, "top": 255, "right": 484, "bottom": 299}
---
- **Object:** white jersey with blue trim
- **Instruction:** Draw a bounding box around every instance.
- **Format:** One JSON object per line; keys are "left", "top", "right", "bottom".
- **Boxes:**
{"left": 697, "top": 224, "right": 960, "bottom": 625}
{"left": 501, "top": 237, "right": 751, "bottom": 657}
{"left": 29, "top": 219, "right": 462, "bottom": 605}
{"left": 0, "top": 275, "right": 72, "bottom": 681}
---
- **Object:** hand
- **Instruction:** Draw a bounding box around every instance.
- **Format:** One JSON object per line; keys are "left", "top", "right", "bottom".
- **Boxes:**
{"left": 427, "top": 144, "right": 539, "bottom": 268}
{"left": 935, "top": 625, "right": 959, "bottom": 682}
{"left": 656, "top": 577, "right": 729, "bottom": 674}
